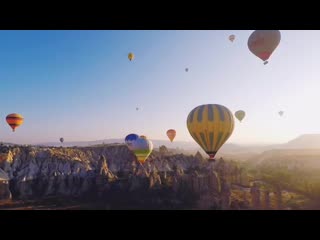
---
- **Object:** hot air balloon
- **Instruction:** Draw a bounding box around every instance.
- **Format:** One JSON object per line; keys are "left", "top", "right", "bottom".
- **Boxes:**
{"left": 278, "top": 111, "right": 284, "bottom": 117}
{"left": 136, "top": 107, "right": 139, "bottom": 111}
{"left": 131, "top": 137, "right": 153, "bottom": 164}
{"left": 248, "top": 30, "right": 281, "bottom": 64}
{"left": 60, "top": 138, "right": 64, "bottom": 143}
{"left": 229, "top": 34, "right": 235, "bottom": 42}
{"left": 185, "top": 68, "right": 189, "bottom": 72}
{"left": 128, "top": 52, "right": 134, "bottom": 61}
{"left": 6, "top": 113, "right": 24, "bottom": 132}
{"left": 166, "top": 129, "right": 176, "bottom": 142}
{"left": 125, "top": 133, "right": 139, "bottom": 150}
{"left": 187, "top": 104, "right": 234, "bottom": 161}
{"left": 235, "top": 110, "right": 246, "bottom": 122}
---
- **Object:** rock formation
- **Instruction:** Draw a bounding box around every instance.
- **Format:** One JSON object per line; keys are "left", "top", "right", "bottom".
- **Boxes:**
{"left": 0, "top": 144, "right": 236, "bottom": 209}
{"left": 0, "top": 168, "right": 11, "bottom": 201}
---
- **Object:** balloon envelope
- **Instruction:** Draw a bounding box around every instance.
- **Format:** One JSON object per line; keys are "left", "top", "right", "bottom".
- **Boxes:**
{"left": 60, "top": 138, "right": 64, "bottom": 143}
{"left": 128, "top": 52, "right": 134, "bottom": 61}
{"left": 131, "top": 137, "right": 153, "bottom": 164}
{"left": 125, "top": 133, "right": 139, "bottom": 150}
{"left": 248, "top": 30, "right": 281, "bottom": 63}
{"left": 229, "top": 34, "right": 235, "bottom": 42}
{"left": 235, "top": 110, "right": 246, "bottom": 122}
{"left": 166, "top": 129, "right": 176, "bottom": 142}
{"left": 6, "top": 113, "right": 24, "bottom": 132}
{"left": 187, "top": 104, "right": 234, "bottom": 161}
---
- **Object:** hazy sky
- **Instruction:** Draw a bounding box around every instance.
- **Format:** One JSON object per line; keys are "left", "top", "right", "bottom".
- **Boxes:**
{"left": 0, "top": 30, "right": 319, "bottom": 145}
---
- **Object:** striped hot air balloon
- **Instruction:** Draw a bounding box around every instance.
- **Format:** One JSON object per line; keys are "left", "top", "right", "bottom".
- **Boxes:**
{"left": 187, "top": 104, "right": 234, "bottom": 161}
{"left": 131, "top": 137, "right": 153, "bottom": 164}
{"left": 6, "top": 113, "right": 24, "bottom": 132}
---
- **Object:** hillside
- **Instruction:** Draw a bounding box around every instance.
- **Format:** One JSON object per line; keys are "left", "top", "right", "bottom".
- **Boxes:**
{"left": 284, "top": 134, "right": 320, "bottom": 149}
{"left": 246, "top": 148, "right": 320, "bottom": 167}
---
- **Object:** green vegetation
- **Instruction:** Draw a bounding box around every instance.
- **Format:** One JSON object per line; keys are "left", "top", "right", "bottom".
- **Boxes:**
{"left": 227, "top": 154, "right": 320, "bottom": 209}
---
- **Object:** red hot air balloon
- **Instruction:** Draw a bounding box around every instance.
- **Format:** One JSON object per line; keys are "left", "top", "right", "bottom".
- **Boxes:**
{"left": 248, "top": 30, "right": 281, "bottom": 64}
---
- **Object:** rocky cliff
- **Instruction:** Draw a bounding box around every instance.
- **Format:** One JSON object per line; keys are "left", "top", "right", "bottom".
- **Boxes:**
{"left": 0, "top": 144, "right": 265, "bottom": 209}
{"left": 0, "top": 144, "right": 205, "bottom": 200}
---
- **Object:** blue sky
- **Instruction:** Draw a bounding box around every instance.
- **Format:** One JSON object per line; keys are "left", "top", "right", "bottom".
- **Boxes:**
{"left": 0, "top": 30, "right": 319, "bottom": 145}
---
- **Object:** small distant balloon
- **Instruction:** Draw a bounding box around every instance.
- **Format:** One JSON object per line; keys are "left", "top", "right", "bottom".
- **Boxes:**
{"left": 229, "top": 34, "right": 235, "bottom": 42}
{"left": 278, "top": 111, "right": 284, "bottom": 117}
{"left": 166, "top": 129, "right": 176, "bottom": 142}
{"left": 185, "top": 68, "right": 189, "bottom": 72}
{"left": 235, "top": 110, "right": 246, "bottom": 122}
{"left": 60, "top": 138, "right": 64, "bottom": 143}
{"left": 6, "top": 113, "right": 24, "bottom": 132}
{"left": 128, "top": 52, "right": 134, "bottom": 61}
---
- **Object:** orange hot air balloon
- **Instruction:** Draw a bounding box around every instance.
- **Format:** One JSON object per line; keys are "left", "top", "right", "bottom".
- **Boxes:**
{"left": 166, "top": 129, "right": 176, "bottom": 142}
{"left": 6, "top": 113, "right": 24, "bottom": 132}
{"left": 248, "top": 30, "right": 281, "bottom": 64}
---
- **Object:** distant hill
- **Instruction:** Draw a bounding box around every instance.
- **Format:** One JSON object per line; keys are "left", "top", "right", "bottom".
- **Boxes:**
{"left": 220, "top": 134, "right": 320, "bottom": 156}
{"left": 38, "top": 139, "right": 201, "bottom": 149}
{"left": 32, "top": 134, "right": 320, "bottom": 156}
{"left": 244, "top": 134, "right": 320, "bottom": 166}
{"left": 37, "top": 138, "right": 269, "bottom": 156}
{"left": 246, "top": 148, "right": 320, "bottom": 168}
{"left": 283, "top": 134, "right": 320, "bottom": 149}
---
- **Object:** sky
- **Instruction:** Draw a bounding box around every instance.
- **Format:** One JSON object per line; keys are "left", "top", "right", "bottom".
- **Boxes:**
{"left": 0, "top": 30, "right": 319, "bottom": 145}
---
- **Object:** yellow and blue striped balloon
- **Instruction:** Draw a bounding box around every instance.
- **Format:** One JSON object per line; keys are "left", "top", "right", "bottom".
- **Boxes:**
{"left": 187, "top": 104, "right": 234, "bottom": 161}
